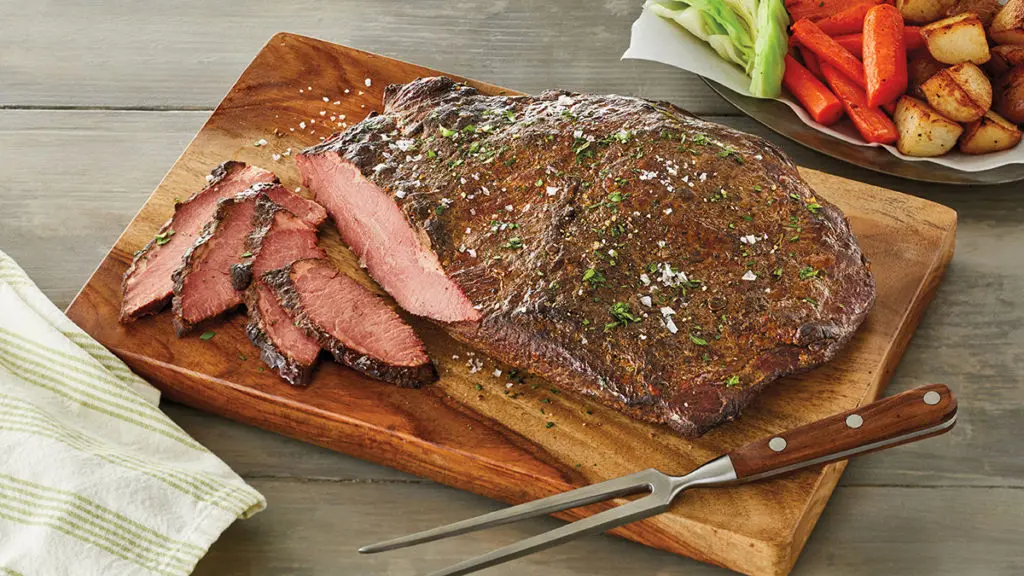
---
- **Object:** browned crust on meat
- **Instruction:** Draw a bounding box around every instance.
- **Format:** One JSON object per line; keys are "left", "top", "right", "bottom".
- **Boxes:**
{"left": 229, "top": 191, "right": 282, "bottom": 291}
{"left": 261, "top": 260, "right": 438, "bottom": 388}
{"left": 170, "top": 184, "right": 274, "bottom": 335}
{"left": 119, "top": 161, "right": 254, "bottom": 322}
{"left": 242, "top": 283, "right": 318, "bottom": 386}
{"left": 304, "top": 77, "right": 876, "bottom": 437}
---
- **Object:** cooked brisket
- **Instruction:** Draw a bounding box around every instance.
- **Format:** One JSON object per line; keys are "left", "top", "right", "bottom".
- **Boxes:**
{"left": 120, "top": 161, "right": 276, "bottom": 322}
{"left": 170, "top": 187, "right": 268, "bottom": 334}
{"left": 238, "top": 203, "right": 327, "bottom": 385}
{"left": 262, "top": 259, "right": 436, "bottom": 387}
{"left": 297, "top": 77, "right": 875, "bottom": 436}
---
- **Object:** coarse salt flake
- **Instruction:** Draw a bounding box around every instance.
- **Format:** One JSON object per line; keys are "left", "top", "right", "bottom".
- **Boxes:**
{"left": 665, "top": 316, "right": 679, "bottom": 334}
{"left": 742, "top": 270, "right": 757, "bottom": 281}
{"left": 546, "top": 186, "right": 560, "bottom": 196}
{"left": 365, "top": 78, "right": 372, "bottom": 87}
{"left": 299, "top": 121, "right": 306, "bottom": 129}
{"left": 254, "top": 138, "right": 268, "bottom": 147}
{"left": 640, "top": 295, "right": 653, "bottom": 307}
{"left": 493, "top": 369, "right": 502, "bottom": 377}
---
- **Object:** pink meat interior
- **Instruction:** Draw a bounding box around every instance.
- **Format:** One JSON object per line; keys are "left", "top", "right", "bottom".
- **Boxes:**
{"left": 264, "top": 185, "right": 328, "bottom": 228}
{"left": 122, "top": 164, "right": 275, "bottom": 318}
{"left": 296, "top": 153, "right": 480, "bottom": 324}
{"left": 178, "top": 198, "right": 257, "bottom": 323}
{"left": 289, "top": 259, "right": 429, "bottom": 366}
{"left": 255, "top": 282, "right": 320, "bottom": 366}
{"left": 253, "top": 210, "right": 325, "bottom": 280}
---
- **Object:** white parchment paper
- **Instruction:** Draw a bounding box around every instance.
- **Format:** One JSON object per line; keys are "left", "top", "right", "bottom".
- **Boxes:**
{"left": 622, "top": 6, "right": 1024, "bottom": 172}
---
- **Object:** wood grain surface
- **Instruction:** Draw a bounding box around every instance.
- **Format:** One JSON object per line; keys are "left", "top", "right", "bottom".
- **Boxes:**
{"left": 3, "top": 2, "right": 1022, "bottom": 574}
{"left": 61, "top": 34, "right": 956, "bottom": 576}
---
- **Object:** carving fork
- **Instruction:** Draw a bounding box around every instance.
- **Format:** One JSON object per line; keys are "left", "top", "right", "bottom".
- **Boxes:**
{"left": 360, "top": 384, "right": 957, "bottom": 576}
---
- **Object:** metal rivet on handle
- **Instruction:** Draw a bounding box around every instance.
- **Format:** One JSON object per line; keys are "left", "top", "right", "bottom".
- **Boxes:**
{"left": 768, "top": 437, "right": 787, "bottom": 452}
{"left": 846, "top": 414, "right": 864, "bottom": 429}
{"left": 923, "top": 391, "right": 941, "bottom": 405}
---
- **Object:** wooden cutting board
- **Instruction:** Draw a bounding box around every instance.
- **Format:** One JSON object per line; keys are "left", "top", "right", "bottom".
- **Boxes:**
{"left": 66, "top": 33, "right": 957, "bottom": 576}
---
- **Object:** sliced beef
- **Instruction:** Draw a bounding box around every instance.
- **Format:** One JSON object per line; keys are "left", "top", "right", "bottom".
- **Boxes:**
{"left": 296, "top": 77, "right": 876, "bottom": 437}
{"left": 170, "top": 187, "right": 269, "bottom": 334}
{"left": 296, "top": 154, "right": 480, "bottom": 324}
{"left": 263, "top": 185, "right": 328, "bottom": 228}
{"left": 262, "top": 259, "right": 436, "bottom": 387}
{"left": 120, "top": 161, "right": 276, "bottom": 322}
{"left": 238, "top": 203, "right": 327, "bottom": 385}
{"left": 244, "top": 282, "right": 322, "bottom": 386}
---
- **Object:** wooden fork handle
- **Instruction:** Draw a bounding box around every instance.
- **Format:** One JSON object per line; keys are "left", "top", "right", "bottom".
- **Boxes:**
{"left": 728, "top": 384, "right": 958, "bottom": 482}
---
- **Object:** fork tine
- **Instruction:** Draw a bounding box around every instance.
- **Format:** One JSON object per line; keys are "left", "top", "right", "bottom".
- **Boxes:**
{"left": 426, "top": 496, "right": 670, "bottom": 576}
{"left": 358, "top": 469, "right": 660, "bottom": 554}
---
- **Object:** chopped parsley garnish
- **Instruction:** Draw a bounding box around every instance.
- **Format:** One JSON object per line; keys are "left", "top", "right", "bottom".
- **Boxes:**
{"left": 607, "top": 192, "right": 623, "bottom": 203}
{"left": 806, "top": 202, "right": 822, "bottom": 214}
{"left": 238, "top": 353, "right": 247, "bottom": 361}
{"left": 582, "top": 267, "right": 606, "bottom": 287}
{"left": 802, "top": 297, "right": 819, "bottom": 306}
{"left": 545, "top": 421, "right": 555, "bottom": 428}
{"left": 154, "top": 229, "right": 175, "bottom": 245}
{"left": 535, "top": 179, "right": 544, "bottom": 187}
{"left": 434, "top": 204, "right": 448, "bottom": 215}
{"left": 462, "top": 124, "right": 477, "bottom": 133}
{"left": 725, "top": 375, "right": 741, "bottom": 387}
{"left": 501, "top": 237, "right": 523, "bottom": 249}
{"left": 468, "top": 142, "right": 480, "bottom": 154}
{"left": 504, "top": 110, "right": 516, "bottom": 122}
{"left": 439, "top": 126, "right": 456, "bottom": 138}
{"left": 240, "top": 251, "right": 253, "bottom": 258}
{"left": 605, "top": 301, "right": 641, "bottom": 331}
{"left": 799, "top": 266, "right": 821, "bottom": 280}
{"left": 691, "top": 133, "right": 710, "bottom": 145}
{"left": 773, "top": 267, "right": 784, "bottom": 278}
{"left": 199, "top": 331, "right": 215, "bottom": 341}
{"left": 689, "top": 334, "right": 709, "bottom": 346}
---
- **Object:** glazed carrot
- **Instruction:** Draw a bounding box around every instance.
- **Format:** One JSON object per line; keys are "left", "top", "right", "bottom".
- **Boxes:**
{"left": 863, "top": 4, "right": 907, "bottom": 107}
{"left": 785, "top": 0, "right": 877, "bottom": 22}
{"left": 784, "top": 55, "right": 845, "bottom": 125}
{"left": 798, "top": 45, "right": 823, "bottom": 77}
{"left": 832, "top": 27, "right": 923, "bottom": 59}
{"left": 792, "top": 19, "right": 867, "bottom": 88}
{"left": 815, "top": 2, "right": 877, "bottom": 36}
{"left": 820, "top": 62, "right": 899, "bottom": 143}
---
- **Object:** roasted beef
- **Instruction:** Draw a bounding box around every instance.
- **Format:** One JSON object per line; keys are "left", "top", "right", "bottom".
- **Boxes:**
{"left": 171, "top": 188, "right": 267, "bottom": 334}
{"left": 120, "top": 162, "right": 275, "bottom": 322}
{"left": 297, "top": 77, "right": 876, "bottom": 436}
{"left": 262, "top": 259, "right": 436, "bottom": 387}
{"left": 239, "top": 203, "right": 327, "bottom": 385}
{"left": 171, "top": 182, "right": 322, "bottom": 334}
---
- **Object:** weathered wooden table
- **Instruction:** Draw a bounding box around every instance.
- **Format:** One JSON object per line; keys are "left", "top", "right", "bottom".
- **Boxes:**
{"left": 2, "top": 2, "right": 1021, "bottom": 574}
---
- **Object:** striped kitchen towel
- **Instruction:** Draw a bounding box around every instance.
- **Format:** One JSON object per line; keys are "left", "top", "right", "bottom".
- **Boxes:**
{"left": 0, "top": 250, "right": 265, "bottom": 575}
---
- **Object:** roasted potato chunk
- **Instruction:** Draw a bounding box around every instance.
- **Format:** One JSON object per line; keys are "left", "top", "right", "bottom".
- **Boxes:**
{"left": 986, "top": 45, "right": 1024, "bottom": 77}
{"left": 944, "top": 0, "right": 1000, "bottom": 27}
{"left": 990, "top": 0, "right": 1024, "bottom": 46}
{"left": 921, "top": 62, "right": 992, "bottom": 122}
{"left": 921, "top": 13, "right": 991, "bottom": 65}
{"left": 894, "top": 96, "right": 965, "bottom": 156}
{"left": 959, "top": 110, "right": 1023, "bottom": 153}
{"left": 994, "top": 64, "right": 1024, "bottom": 124}
{"left": 909, "top": 53, "right": 949, "bottom": 99}
{"left": 898, "top": 0, "right": 956, "bottom": 24}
